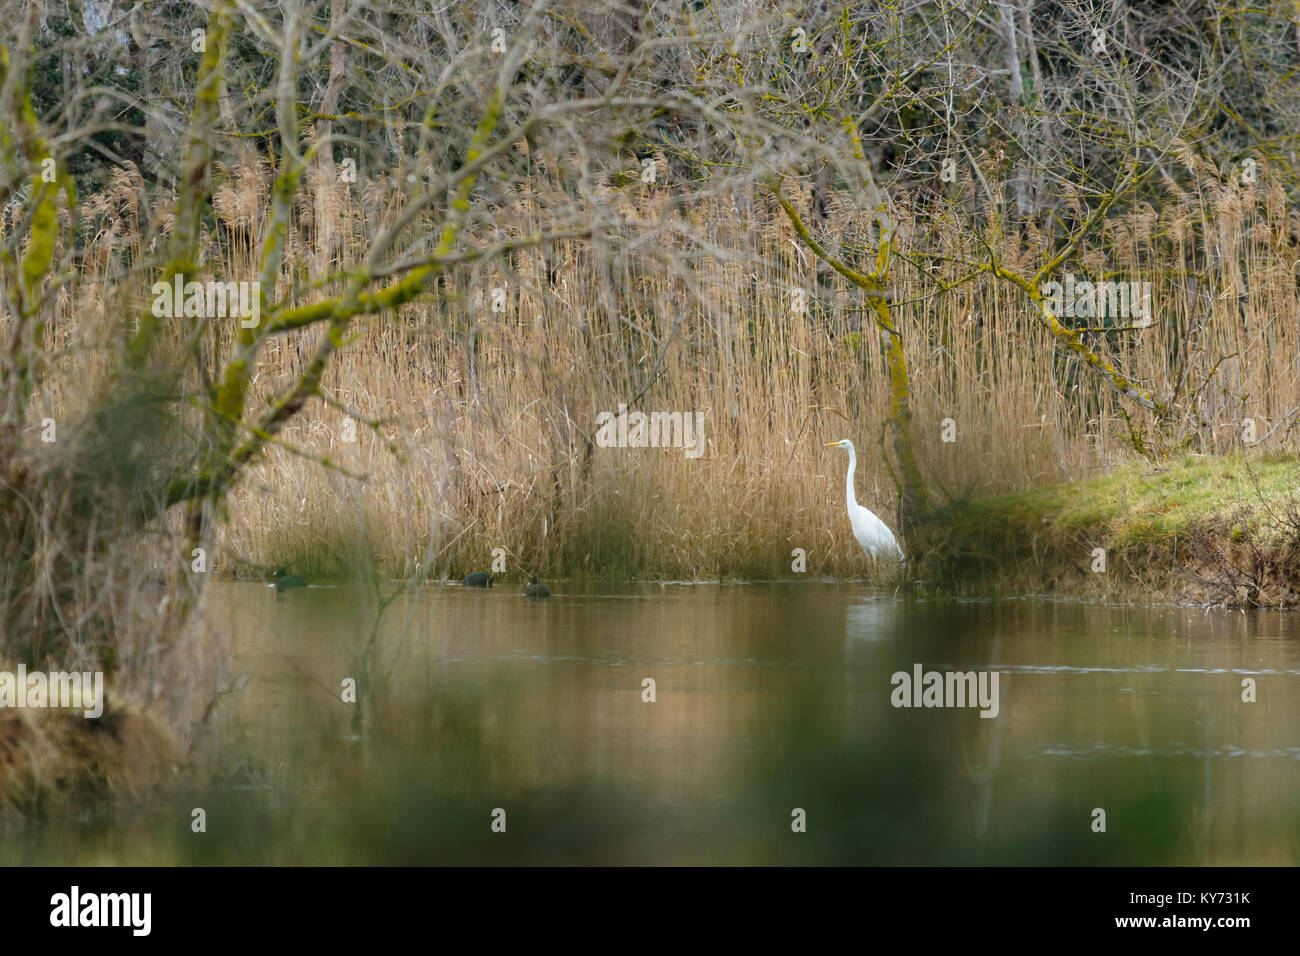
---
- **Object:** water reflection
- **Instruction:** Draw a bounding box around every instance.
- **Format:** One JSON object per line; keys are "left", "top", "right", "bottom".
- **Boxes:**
{"left": 9, "top": 582, "right": 1300, "bottom": 864}
{"left": 844, "top": 596, "right": 899, "bottom": 643}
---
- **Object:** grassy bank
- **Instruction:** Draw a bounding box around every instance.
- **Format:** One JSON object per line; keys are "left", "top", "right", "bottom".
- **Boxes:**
{"left": 925, "top": 452, "right": 1300, "bottom": 607}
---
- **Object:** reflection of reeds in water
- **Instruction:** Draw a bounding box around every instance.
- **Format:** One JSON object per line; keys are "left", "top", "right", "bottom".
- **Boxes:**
{"left": 26, "top": 161, "right": 1300, "bottom": 582}
{"left": 7, "top": 585, "right": 1295, "bottom": 864}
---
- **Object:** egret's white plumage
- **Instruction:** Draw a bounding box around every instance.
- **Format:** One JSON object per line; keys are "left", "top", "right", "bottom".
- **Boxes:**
{"left": 825, "top": 439, "right": 905, "bottom": 563}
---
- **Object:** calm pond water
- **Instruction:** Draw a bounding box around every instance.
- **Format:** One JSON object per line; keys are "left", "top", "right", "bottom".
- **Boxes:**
{"left": 11, "top": 581, "right": 1300, "bottom": 864}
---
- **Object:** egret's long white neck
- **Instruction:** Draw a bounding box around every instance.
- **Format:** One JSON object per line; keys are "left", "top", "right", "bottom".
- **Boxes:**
{"left": 844, "top": 444, "right": 858, "bottom": 513}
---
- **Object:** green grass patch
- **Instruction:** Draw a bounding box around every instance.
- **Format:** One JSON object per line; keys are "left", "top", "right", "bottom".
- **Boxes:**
{"left": 924, "top": 452, "right": 1300, "bottom": 604}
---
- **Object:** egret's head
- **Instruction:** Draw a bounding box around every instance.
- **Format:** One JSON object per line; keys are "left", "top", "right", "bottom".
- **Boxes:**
{"left": 824, "top": 439, "right": 853, "bottom": 451}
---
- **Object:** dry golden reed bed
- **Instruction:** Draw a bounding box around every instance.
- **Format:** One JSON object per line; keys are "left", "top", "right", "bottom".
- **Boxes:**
{"left": 40, "top": 154, "right": 1300, "bottom": 582}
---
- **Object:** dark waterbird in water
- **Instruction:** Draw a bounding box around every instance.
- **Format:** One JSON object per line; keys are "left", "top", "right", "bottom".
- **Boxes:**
{"left": 272, "top": 568, "right": 308, "bottom": 593}
{"left": 525, "top": 577, "right": 550, "bottom": 599}
{"left": 462, "top": 572, "right": 493, "bottom": 587}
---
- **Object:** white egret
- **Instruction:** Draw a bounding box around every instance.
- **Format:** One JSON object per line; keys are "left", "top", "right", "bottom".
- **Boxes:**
{"left": 824, "top": 439, "right": 905, "bottom": 565}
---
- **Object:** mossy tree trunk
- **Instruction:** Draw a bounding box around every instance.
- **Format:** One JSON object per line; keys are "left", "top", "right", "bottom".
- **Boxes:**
{"left": 769, "top": 183, "right": 930, "bottom": 548}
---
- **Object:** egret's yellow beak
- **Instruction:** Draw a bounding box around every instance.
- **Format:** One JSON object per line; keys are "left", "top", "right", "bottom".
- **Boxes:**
{"left": 824, "top": 441, "right": 841, "bottom": 447}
